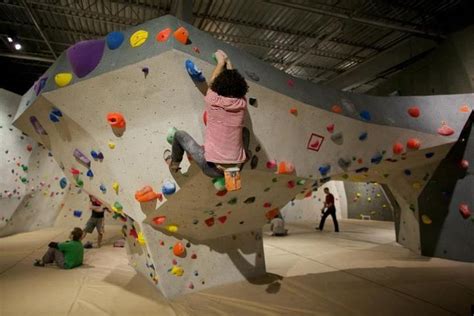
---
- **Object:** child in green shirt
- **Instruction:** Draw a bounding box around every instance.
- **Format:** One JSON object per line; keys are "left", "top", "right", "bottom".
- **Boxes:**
{"left": 34, "top": 227, "right": 84, "bottom": 269}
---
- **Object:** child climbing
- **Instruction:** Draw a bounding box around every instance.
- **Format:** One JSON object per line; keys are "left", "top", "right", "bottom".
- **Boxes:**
{"left": 164, "top": 49, "right": 250, "bottom": 178}
{"left": 34, "top": 227, "right": 84, "bottom": 269}
{"left": 82, "top": 195, "right": 108, "bottom": 248}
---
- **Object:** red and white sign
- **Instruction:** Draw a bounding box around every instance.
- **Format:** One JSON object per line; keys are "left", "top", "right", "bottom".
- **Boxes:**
{"left": 307, "top": 133, "right": 324, "bottom": 152}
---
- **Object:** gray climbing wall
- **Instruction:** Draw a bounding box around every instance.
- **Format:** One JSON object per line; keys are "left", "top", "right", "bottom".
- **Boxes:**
{"left": 11, "top": 15, "right": 474, "bottom": 297}
{"left": 344, "top": 182, "right": 394, "bottom": 221}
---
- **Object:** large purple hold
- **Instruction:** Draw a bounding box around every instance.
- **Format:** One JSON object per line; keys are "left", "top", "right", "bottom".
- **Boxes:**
{"left": 34, "top": 76, "right": 48, "bottom": 96}
{"left": 67, "top": 39, "right": 105, "bottom": 78}
{"left": 73, "top": 148, "right": 91, "bottom": 167}
{"left": 30, "top": 116, "right": 48, "bottom": 135}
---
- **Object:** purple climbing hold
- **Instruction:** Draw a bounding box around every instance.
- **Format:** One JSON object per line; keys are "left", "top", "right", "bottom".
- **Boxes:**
{"left": 67, "top": 39, "right": 105, "bottom": 78}
{"left": 29, "top": 116, "right": 48, "bottom": 135}
{"left": 73, "top": 148, "right": 91, "bottom": 167}
{"left": 34, "top": 76, "right": 48, "bottom": 96}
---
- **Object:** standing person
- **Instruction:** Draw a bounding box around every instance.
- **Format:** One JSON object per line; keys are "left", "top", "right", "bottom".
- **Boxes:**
{"left": 82, "top": 195, "right": 107, "bottom": 248}
{"left": 316, "top": 188, "right": 340, "bottom": 232}
{"left": 34, "top": 227, "right": 84, "bottom": 269}
{"left": 164, "top": 49, "right": 249, "bottom": 178}
{"left": 270, "top": 214, "right": 288, "bottom": 236}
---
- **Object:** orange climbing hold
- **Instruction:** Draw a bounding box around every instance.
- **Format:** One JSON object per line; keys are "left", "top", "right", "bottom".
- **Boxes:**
{"left": 407, "top": 107, "right": 420, "bottom": 118}
{"left": 107, "top": 112, "right": 126, "bottom": 128}
{"left": 174, "top": 27, "right": 189, "bottom": 45}
{"left": 156, "top": 28, "right": 172, "bottom": 42}
{"left": 152, "top": 216, "right": 166, "bottom": 225}
{"left": 459, "top": 104, "right": 470, "bottom": 113}
{"left": 173, "top": 242, "right": 186, "bottom": 257}
{"left": 407, "top": 138, "right": 421, "bottom": 150}
{"left": 135, "top": 186, "right": 162, "bottom": 202}
{"left": 331, "top": 104, "right": 343, "bottom": 114}
{"left": 277, "top": 161, "right": 294, "bottom": 174}
{"left": 265, "top": 208, "right": 280, "bottom": 220}
{"left": 290, "top": 107, "right": 298, "bottom": 115}
{"left": 393, "top": 142, "right": 404, "bottom": 154}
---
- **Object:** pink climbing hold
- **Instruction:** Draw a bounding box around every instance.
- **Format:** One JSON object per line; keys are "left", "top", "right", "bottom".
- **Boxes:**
{"left": 287, "top": 79, "right": 294, "bottom": 87}
{"left": 459, "top": 203, "right": 471, "bottom": 219}
{"left": 326, "top": 124, "right": 335, "bottom": 133}
{"left": 67, "top": 39, "right": 105, "bottom": 78}
{"left": 152, "top": 216, "right": 166, "bottom": 225}
{"left": 407, "top": 138, "right": 421, "bottom": 150}
{"left": 217, "top": 216, "right": 227, "bottom": 223}
{"left": 266, "top": 160, "right": 277, "bottom": 169}
{"left": 407, "top": 107, "right": 420, "bottom": 118}
{"left": 437, "top": 122, "right": 455, "bottom": 136}
{"left": 459, "top": 159, "right": 469, "bottom": 170}
{"left": 393, "top": 142, "right": 404, "bottom": 155}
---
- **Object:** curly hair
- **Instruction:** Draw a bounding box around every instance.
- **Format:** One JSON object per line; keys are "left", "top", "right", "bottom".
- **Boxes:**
{"left": 71, "top": 227, "right": 83, "bottom": 241}
{"left": 210, "top": 69, "right": 249, "bottom": 98}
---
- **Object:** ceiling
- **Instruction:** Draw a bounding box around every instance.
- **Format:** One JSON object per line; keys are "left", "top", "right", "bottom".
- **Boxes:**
{"left": 0, "top": 0, "right": 472, "bottom": 94}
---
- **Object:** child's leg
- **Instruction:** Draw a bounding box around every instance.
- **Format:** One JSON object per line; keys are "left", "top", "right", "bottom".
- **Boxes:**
{"left": 41, "top": 247, "right": 56, "bottom": 264}
{"left": 97, "top": 218, "right": 104, "bottom": 248}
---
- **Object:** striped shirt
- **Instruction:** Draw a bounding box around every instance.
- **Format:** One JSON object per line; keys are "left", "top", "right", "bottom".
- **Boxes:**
{"left": 204, "top": 89, "right": 247, "bottom": 164}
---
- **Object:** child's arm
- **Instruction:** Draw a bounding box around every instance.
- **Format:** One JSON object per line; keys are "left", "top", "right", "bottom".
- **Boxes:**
{"left": 208, "top": 50, "right": 228, "bottom": 85}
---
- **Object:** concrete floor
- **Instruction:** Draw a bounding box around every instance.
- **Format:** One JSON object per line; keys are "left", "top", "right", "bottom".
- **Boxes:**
{"left": 0, "top": 220, "right": 473, "bottom": 315}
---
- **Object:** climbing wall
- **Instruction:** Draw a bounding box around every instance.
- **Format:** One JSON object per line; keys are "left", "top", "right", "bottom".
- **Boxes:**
{"left": 11, "top": 15, "right": 474, "bottom": 297}
{"left": 344, "top": 182, "right": 394, "bottom": 221}
{"left": 0, "top": 89, "right": 90, "bottom": 237}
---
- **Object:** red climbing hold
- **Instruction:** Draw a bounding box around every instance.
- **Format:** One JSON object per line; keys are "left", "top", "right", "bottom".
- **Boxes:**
{"left": 290, "top": 107, "right": 298, "bottom": 115}
{"left": 205, "top": 217, "right": 215, "bottom": 227}
{"left": 152, "top": 216, "right": 166, "bottom": 225}
{"left": 70, "top": 168, "right": 80, "bottom": 175}
{"left": 265, "top": 208, "right": 280, "bottom": 220}
{"left": 263, "top": 202, "right": 272, "bottom": 208}
{"left": 191, "top": 253, "right": 197, "bottom": 259}
{"left": 326, "top": 124, "right": 335, "bottom": 133}
{"left": 459, "top": 203, "right": 471, "bottom": 219}
{"left": 216, "top": 190, "right": 227, "bottom": 197}
{"left": 407, "top": 107, "right": 420, "bottom": 118}
{"left": 305, "top": 191, "right": 312, "bottom": 198}
{"left": 266, "top": 160, "right": 277, "bottom": 169}
{"left": 173, "top": 242, "right": 186, "bottom": 257}
{"left": 156, "top": 28, "right": 172, "bottom": 42}
{"left": 107, "top": 112, "right": 126, "bottom": 128}
{"left": 287, "top": 79, "right": 295, "bottom": 87}
{"left": 217, "top": 216, "right": 227, "bottom": 223}
{"left": 287, "top": 180, "right": 296, "bottom": 188}
{"left": 437, "top": 123, "right": 455, "bottom": 136}
{"left": 407, "top": 138, "right": 421, "bottom": 150}
{"left": 331, "top": 105, "right": 343, "bottom": 114}
{"left": 193, "top": 47, "right": 200, "bottom": 53}
{"left": 459, "top": 159, "right": 469, "bottom": 170}
{"left": 174, "top": 27, "right": 189, "bottom": 45}
{"left": 393, "top": 142, "right": 404, "bottom": 155}
{"left": 26, "top": 144, "right": 33, "bottom": 152}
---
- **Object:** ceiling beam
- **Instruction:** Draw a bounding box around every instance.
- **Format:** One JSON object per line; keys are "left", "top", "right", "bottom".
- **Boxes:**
{"left": 264, "top": 0, "right": 446, "bottom": 40}
{"left": 0, "top": 52, "right": 55, "bottom": 63}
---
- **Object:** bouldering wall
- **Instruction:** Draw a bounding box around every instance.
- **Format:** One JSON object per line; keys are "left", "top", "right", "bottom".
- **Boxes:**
{"left": 0, "top": 89, "right": 89, "bottom": 237}
{"left": 281, "top": 180, "right": 347, "bottom": 223}
{"left": 344, "top": 182, "right": 394, "bottom": 221}
{"left": 11, "top": 15, "right": 473, "bottom": 298}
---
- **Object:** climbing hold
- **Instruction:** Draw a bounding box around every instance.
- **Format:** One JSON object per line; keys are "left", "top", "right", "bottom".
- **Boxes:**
{"left": 212, "top": 177, "right": 226, "bottom": 191}
{"left": 244, "top": 197, "right": 256, "bottom": 204}
{"left": 173, "top": 242, "right": 186, "bottom": 257}
{"left": 193, "top": 47, "right": 200, "bottom": 53}
{"left": 108, "top": 141, "right": 116, "bottom": 149}
{"left": 358, "top": 132, "right": 368, "bottom": 141}
{"left": 59, "top": 177, "right": 67, "bottom": 189}
{"left": 459, "top": 159, "right": 469, "bottom": 169}
{"left": 330, "top": 132, "right": 343, "bottom": 145}
{"left": 167, "top": 127, "right": 177, "bottom": 145}
{"left": 156, "top": 28, "right": 172, "bottom": 42}
{"left": 26, "top": 144, "right": 33, "bottom": 152}
{"left": 250, "top": 155, "right": 259, "bottom": 169}
{"left": 287, "top": 180, "right": 296, "bottom": 188}
{"left": 338, "top": 158, "right": 351, "bottom": 169}
{"left": 106, "top": 31, "right": 124, "bottom": 50}
{"left": 70, "top": 168, "right": 80, "bottom": 176}
{"left": 331, "top": 104, "right": 343, "bottom": 114}
{"left": 326, "top": 124, "right": 335, "bottom": 133}
{"left": 112, "top": 201, "right": 123, "bottom": 213}
{"left": 107, "top": 112, "right": 126, "bottom": 128}
{"left": 112, "top": 182, "right": 120, "bottom": 194}
{"left": 359, "top": 110, "right": 371, "bottom": 121}
{"left": 437, "top": 122, "right": 455, "bottom": 136}
{"left": 203, "top": 111, "right": 207, "bottom": 126}
{"left": 130, "top": 30, "right": 149, "bottom": 47}
{"left": 90, "top": 150, "right": 99, "bottom": 159}
{"left": 421, "top": 214, "right": 432, "bottom": 224}
{"left": 33, "top": 76, "right": 48, "bottom": 96}
{"left": 371, "top": 152, "right": 383, "bottom": 165}
{"left": 318, "top": 164, "right": 331, "bottom": 176}
{"left": 170, "top": 265, "right": 184, "bottom": 276}
{"left": 152, "top": 216, "right": 166, "bottom": 225}
{"left": 49, "top": 110, "right": 61, "bottom": 123}
{"left": 297, "top": 179, "right": 306, "bottom": 185}
{"left": 277, "top": 161, "right": 294, "bottom": 174}
{"left": 459, "top": 104, "right": 471, "bottom": 113}
{"left": 404, "top": 169, "right": 412, "bottom": 176}
{"left": 287, "top": 79, "right": 295, "bottom": 87}
{"left": 407, "top": 107, "right": 420, "bottom": 118}
{"left": 217, "top": 216, "right": 227, "bottom": 223}
{"left": 30, "top": 116, "right": 48, "bottom": 135}
{"left": 459, "top": 203, "right": 471, "bottom": 219}
{"left": 162, "top": 180, "right": 176, "bottom": 195}
{"left": 265, "top": 208, "right": 279, "bottom": 220}
{"left": 142, "top": 67, "right": 149, "bottom": 78}
{"left": 76, "top": 178, "right": 84, "bottom": 187}
{"left": 290, "top": 108, "right": 298, "bottom": 116}
{"left": 97, "top": 152, "right": 104, "bottom": 160}
{"left": 263, "top": 202, "right": 272, "bottom": 208}
{"left": 73, "top": 210, "right": 82, "bottom": 218}
{"left": 266, "top": 160, "right": 277, "bottom": 169}
{"left": 86, "top": 169, "right": 94, "bottom": 178}
{"left": 205, "top": 217, "right": 215, "bottom": 227}
{"left": 73, "top": 149, "right": 91, "bottom": 167}
{"left": 245, "top": 71, "right": 260, "bottom": 81}
{"left": 407, "top": 138, "right": 421, "bottom": 150}
{"left": 249, "top": 97, "right": 257, "bottom": 107}
{"left": 135, "top": 186, "right": 162, "bottom": 202}
{"left": 51, "top": 108, "right": 62, "bottom": 119}
{"left": 228, "top": 197, "right": 238, "bottom": 205}
{"left": 137, "top": 232, "right": 146, "bottom": 245}
{"left": 166, "top": 225, "right": 178, "bottom": 233}
{"left": 425, "top": 152, "right": 434, "bottom": 158}
{"left": 174, "top": 27, "right": 189, "bottom": 45}
{"left": 99, "top": 184, "right": 107, "bottom": 193}
{"left": 393, "top": 142, "right": 404, "bottom": 154}
{"left": 54, "top": 73, "right": 73, "bottom": 87}
{"left": 185, "top": 59, "right": 205, "bottom": 82}
{"left": 67, "top": 39, "right": 105, "bottom": 78}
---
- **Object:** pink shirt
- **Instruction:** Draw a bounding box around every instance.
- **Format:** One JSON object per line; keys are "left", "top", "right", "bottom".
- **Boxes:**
{"left": 204, "top": 89, "right": 247, "bottom": 164}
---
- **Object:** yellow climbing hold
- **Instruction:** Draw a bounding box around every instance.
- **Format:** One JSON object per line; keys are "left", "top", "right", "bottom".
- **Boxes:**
{"left": 376, "top": 193, "right": 381, "bottom": 198}
{"left": 367, "top": 197, "right": 372, "bottom": 202}
{"left": 166, "top": 224, "right": 178, "bottom": 233}
{"left": 108, "top": 141, "right": 116, "bottom": 149}
{"left": 421, "top": 214, "right": 432, "bottom": 224}
{"left": 383, "top": 204, "right": 387, "bottom": 208}
{"left": 356, "top": 193, "right": 361, "bottom": 197}
{"left": 137, "top": 232, "right": 146, "bottom": 245}
{"left": 112, "top": 182, "right": 119, "bottom": 194}
{"left": 412, "top": 182, "right": 422, "bottom": 190}
{"left": 171, "top": 265, "right": 184, "bottom": 276}
{"left": 54, "top": 73, "right": 73, "bottom": 87}
{"left": 130, "top": 30, "right": 148, "bottom": 47}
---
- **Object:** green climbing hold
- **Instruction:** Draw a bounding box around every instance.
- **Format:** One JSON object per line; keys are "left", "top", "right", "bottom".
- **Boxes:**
{"left": 114, "top": 201, "right": 123, "bottom": 211}
{"left": 75, "top": 178, "right": 84, "bottom": 187}
{"left": 272, "top": 178, "right": 278, "bottom": 183}
{"left": 212, "top": 177, "right": 225, "bottom": 191}
{"left": 20, "top": 177, "right": 28, "bottom": 183}
{"left": 167, "top": 127, "right": 177, "bottom": 145}
{"left": 296, "top": 179, "right": 306, "bottom": 185}
{"left": 21, "top": 165, "right": 28, "bottom": 172}
{"left": 228, "top": 197, "right": 238, "bottom": 205}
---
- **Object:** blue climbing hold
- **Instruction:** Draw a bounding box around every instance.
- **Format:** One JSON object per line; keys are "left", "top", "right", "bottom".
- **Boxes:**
{"left": 162, "top": 180, "right": 176, "bottom": 195}
{"left": 318, "top": 164, "right": 331, "bottom": 176}
{"left": 106, "top": 31, "right": 125, "bottom": 50}
{"left": 59, "top": 177, "right": 67, "bottom": 189}
{"left": 185, "top": 59, "right": 205, "bottom": 82}
{"left": 359, "top": 132, "right": 368, "bottom": 141}
{"left": 86, "top": 169, "right": 94, "bottom": 178}
{"left": 73, "top": 210, "right": 82, "bottom": 217}
{"left": 49, "top": 113, "right": 60, "bottom": 123}
{"left": 359, "top": 110, "right": 371, "bottom": 121}
{"left": 51, "top": 108, "right": 62, "bottom": 117}
{"left": 91, "top": 150, "right": 99, "bottom": 159}
{"left": 99, "top": 184, "right": 107, "bottom": 193}
{"left": 425, "top": 152, "right": 435, "bottom": 158}
{"left": 371, "top": 152, "right": 383, "bottom": 165}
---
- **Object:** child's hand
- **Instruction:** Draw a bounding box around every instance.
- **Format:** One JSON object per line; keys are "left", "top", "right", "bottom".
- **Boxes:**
{"left": 215, "top": 50, "right": 228, "bottom": 65}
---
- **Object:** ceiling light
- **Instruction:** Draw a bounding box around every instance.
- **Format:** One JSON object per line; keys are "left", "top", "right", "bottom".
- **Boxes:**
{"left": 7, "top": 36, "right": 13, "bottom": 43}
{"left": 14, "top": 43, "right": 22, "bottom": 50}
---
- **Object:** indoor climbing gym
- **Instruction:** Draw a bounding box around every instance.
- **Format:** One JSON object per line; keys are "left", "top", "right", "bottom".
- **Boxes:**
{"left": 0, "top": 0, "right": 473, "bottom": 315}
